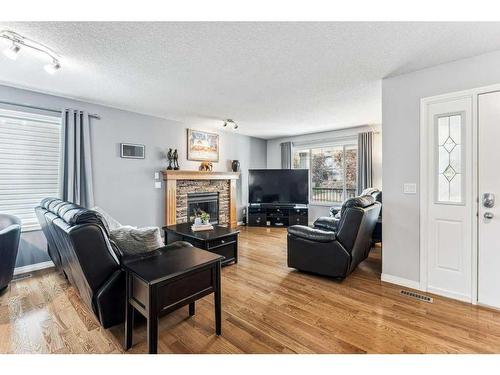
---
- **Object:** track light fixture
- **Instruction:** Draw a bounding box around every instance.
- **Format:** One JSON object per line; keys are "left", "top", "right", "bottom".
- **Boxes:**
{"left": 3, "top": 43, "right": 20, "bottom": 60}
{"left": 44, "top": 60, "right": 61, "bottom": 75}
{"left": 223, "top": 119, "right": 238, "bottom": 130}
{"left": 1, "top": 30, "right": 62, "bottom": 74}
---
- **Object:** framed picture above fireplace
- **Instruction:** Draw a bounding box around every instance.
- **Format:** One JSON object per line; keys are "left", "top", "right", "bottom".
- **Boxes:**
{"left": 187, "top": 129, "right": 219, "bottom": 162}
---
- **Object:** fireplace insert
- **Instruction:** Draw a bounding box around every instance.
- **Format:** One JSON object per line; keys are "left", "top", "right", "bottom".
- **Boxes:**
{"left": 187, "top": 192, "right": 219, "bottom": 224}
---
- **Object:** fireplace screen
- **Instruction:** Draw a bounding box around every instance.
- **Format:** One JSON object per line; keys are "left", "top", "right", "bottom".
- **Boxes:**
{"left": 187, "top": 192, "right": 219, "bottom": 224}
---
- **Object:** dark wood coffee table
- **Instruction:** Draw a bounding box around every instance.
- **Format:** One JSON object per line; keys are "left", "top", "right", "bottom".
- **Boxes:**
{"left": 163, "top": 223, "right": 240, "bottom": 266}
{"left": 123, "top": 245, "right": 224, "bottom": 354}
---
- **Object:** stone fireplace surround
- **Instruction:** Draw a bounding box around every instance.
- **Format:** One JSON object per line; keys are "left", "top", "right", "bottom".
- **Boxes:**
{"left": 179, "top": 181, "right": 228, "bottom": 224}
{"left": 162, "top": 170, "right": 240, "bottom": 228}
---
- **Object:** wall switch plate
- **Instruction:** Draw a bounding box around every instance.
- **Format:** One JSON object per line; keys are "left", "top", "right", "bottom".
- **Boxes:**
{"left": 154, "top": 181, "right": 162, "bottom": 189}
{"left": 154, "top": 172, "right": 160, "bottom": 180}
{"left": 403, "top": 183, "right": 417, "bottom": 194}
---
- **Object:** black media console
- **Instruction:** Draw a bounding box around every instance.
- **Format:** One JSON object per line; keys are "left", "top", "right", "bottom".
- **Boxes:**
{"left": 247, "top": 204, "right": 308, "bottom": 227}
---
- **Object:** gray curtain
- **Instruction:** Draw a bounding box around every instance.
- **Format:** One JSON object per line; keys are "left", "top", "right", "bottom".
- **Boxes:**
{"left": 60, "top": 109, "right": 94, "bottom": 207}
{"left": 357, "top": 131, "right": 373, "bottom": 195}
{"left": 280, "top": 141, "right": 293, "bottom": 169}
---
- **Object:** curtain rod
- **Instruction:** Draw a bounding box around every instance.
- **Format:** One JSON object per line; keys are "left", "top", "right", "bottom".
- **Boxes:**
{"left": 0, "top": 101, "right": 101, "bottom": 119}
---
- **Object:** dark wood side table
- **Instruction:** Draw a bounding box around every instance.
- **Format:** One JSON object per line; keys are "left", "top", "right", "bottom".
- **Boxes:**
{"left": 123, "top": 245, "right": 224, "bottom": 354}
{"left": 163, "top": 223, "right": 240, "bottom": 266}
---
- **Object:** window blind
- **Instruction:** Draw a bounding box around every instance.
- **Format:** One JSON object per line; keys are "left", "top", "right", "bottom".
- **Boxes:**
{"left": 0, "top": 108, "right": 62, "bottom": 231}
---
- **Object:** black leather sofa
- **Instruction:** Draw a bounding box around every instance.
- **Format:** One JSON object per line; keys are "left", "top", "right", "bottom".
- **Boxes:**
{"left": 287, "top": 196, "right": 381, "bottom": 278}
{"left": 0, "top": 213, "right": 21, "bottom": 293}
{"left": 35, "top": 198, "right": 192, "bottom": 328}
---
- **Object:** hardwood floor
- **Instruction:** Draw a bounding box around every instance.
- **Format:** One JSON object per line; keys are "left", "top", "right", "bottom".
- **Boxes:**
{"left": 2, "top": 226, "right": 500, "bottom": 354}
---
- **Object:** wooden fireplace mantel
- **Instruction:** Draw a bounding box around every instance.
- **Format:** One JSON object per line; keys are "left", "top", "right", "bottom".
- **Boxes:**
{"left": 162, "top": 170, "right": 241, "bottom": 228}
{"left": 162, "top": 170, "right": 240, "bottom": 181}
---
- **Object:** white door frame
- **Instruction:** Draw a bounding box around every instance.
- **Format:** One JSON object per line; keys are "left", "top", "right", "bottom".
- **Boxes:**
{"left": 420, "top": 83, "right": 500, "bottom": 304}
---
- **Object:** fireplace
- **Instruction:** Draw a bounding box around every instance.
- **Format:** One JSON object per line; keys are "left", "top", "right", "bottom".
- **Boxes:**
{"left": 187, "top": 192, "right": 219, "bottom": 224}
{"left": 163, "top": 170, "right": 240, "bottom": 227}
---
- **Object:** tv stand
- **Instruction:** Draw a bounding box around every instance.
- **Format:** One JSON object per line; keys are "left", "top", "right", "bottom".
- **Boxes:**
{"left": 247, "top": 204, "right": 308, "bottom": 227}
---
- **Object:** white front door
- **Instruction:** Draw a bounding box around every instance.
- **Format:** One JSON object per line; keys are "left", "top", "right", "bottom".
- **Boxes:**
{"left": 424, "top": 96, "right": 473, "bottom": 302}
{"left": 478, "top": 91, "right": 500, "bottom": 309}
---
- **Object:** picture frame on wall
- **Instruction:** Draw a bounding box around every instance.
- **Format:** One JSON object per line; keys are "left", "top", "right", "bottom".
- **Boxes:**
{"left": 187, "top": 129, "right": 220, "bottom": 162}
{"left": 120, "top": 143, "right": 145, "bottom": 159}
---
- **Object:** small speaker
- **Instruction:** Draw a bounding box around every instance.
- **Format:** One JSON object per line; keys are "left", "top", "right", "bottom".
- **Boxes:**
{"left": 120, "top": 143, "right": 145, "bottom": 159}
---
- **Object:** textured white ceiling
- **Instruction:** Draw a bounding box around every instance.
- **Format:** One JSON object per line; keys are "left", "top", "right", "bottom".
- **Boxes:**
{"left": 1, "top": 22, "right": 500, "bottom": 139}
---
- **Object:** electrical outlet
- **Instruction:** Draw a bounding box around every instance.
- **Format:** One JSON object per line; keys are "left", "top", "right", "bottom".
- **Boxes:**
{"left": 154, "top": 181, "right": 162, "bottom": 189}
{"left": 154, "top": 172, "right": 160, "bottom": 180}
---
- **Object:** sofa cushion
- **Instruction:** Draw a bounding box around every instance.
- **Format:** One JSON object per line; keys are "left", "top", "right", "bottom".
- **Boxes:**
{"left": 110, "top": 225, "right": 163, "bottom": 255}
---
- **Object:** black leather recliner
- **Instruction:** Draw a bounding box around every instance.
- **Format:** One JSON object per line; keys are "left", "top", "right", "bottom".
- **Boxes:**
{"left": 0, "top": 213, "right": 21, "bottom": 293}
{"left": 35, "top": 198, "right": 193, "bottom": 328}
{"left": 329, "top": 188, "right": 382, "bottom": 243}
{"left": 287, "top": 196, "right": 381, "bottom": 279}
{"left": 329, "top": 188, "right": 381, "bottom": 217}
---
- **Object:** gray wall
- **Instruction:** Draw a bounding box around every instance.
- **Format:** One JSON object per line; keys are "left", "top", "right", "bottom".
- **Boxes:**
{"left": 266, "top": 125, "right": 382, "bottom": 223}
{"left": 382, "top": 49, "right": 500, "bottom": 282}
{"left": 0, "top": 84, "right": 267, "bottom": 268}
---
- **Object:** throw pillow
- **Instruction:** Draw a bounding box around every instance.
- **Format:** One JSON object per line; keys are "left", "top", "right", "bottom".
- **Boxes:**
{"left": 110, "top": 225, "right": 163, "bottom": 254}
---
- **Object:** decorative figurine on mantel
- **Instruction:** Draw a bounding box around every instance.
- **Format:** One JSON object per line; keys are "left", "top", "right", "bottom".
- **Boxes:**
{"left": 199, "top": 161, "right": 213, "bottom": 171}
{"left": 166, "top": 148, "right": 173, "bottom": 170}
{"left": 173, "top": 149, "right": 180, "bottom": 170}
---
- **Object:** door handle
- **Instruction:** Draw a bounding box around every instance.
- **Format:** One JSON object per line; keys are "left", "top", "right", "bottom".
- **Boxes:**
{"left": 483, "top": 193, "right": 495, "bottom": 208}
{"left": 484, "top": 212, "right": 494, "bottom": 219}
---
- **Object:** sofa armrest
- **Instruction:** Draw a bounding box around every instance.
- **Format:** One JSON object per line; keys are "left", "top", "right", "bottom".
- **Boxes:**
{"left": 287, "top": 225, "right": 337, "bottom": 243}
{"left": 287, "top": 233, "right": 351, "bottom": 278}
{"left": 94, "top": 269, "right": 125, "bottom": 328}
{"left": 329, "top": 205, "right": 342, "bottom": 217}
{"left": 120, "top": 240, "right": 193, "bottom": 265}
{"left": 313, "top": 216, "right": 340, "bottom": 232}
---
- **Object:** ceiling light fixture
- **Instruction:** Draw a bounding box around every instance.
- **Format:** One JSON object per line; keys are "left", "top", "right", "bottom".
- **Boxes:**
{"left": 0, "top": 30, "right": 62, "bottom": 74}
{"left": 3, "top": 43, "right": 20, "bottom": 60}
{"left": 44, "top": 60, "right": 61, "bottom": 75}
{"left": 223, "top": 119, "right": 238, "bottom": 130}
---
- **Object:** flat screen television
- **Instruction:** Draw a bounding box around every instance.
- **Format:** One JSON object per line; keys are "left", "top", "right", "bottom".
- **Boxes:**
{"left": 248, "top": 169, "right": 309, "bottom": 205}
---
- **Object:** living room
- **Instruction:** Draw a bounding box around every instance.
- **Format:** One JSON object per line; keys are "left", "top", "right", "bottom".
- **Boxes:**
{"left": 2, "top": 1, "right": 500, "bottom": 373}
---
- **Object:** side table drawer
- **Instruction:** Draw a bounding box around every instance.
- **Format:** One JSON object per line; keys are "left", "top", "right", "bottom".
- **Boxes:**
{"left": 158, "top": 267, "right": 214, "bottom": 310}
{"left": 207, "top": 235, "right": 237, "bottom": 249}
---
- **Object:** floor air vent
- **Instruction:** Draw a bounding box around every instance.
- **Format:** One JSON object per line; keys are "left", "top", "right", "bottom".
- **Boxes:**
{"left": 400, "top": 290, "right": 433, "bottom": 303}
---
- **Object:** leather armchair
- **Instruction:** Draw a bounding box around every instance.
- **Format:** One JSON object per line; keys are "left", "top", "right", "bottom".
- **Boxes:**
{"left": 287, "top": 196, "right": 381, "bottom": 279}
{"left": 0, "top": 213, "right": 21, "bottom": 292}
{"left": 35, "top": 198, "right": 193, "bottom": 328}
{"left": 330, "top": 188, "right": 381, "bottom": 218}
{"left": 329, "top": 188, "right": 382, "bottom": 243}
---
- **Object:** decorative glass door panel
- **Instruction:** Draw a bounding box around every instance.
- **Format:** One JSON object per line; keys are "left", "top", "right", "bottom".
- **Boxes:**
{"left": 436, "top": 113, "right": 464, "bottom": 204}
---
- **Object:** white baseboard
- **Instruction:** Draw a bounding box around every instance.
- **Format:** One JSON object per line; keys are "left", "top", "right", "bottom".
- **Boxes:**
{"left": 14, "top": 261, "right": 54, "bottom": 276}
{"left": 381, "top": 273, "right": 421, "bottom": 291}
{"left": 426, "top": 286, "right": 471, "bottom": 303}
{"left": 382, "top": 274, "right": 473, "bottom": 303}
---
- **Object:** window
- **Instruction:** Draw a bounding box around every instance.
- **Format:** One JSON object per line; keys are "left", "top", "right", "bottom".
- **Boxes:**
{"left": 0, "top": 108, "right": 62, "bottom": 231}
{"left": 436, "top": 113, "right": 463, "bottom": 204}
{"left": 293, "top": 141, "right": 358, "bottom": 203}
